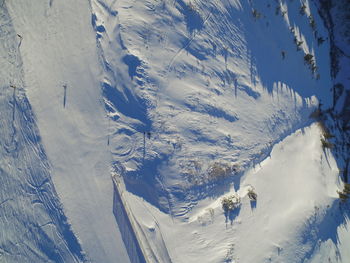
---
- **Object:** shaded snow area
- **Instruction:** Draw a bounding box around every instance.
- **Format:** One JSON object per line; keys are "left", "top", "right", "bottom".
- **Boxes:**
{"left": 1, "top": 0, "right": 349, "bottom": 262}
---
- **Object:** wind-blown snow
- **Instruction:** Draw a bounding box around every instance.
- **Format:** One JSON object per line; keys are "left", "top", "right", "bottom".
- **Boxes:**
{"left": 91, "top": 0, "right": 348, "bottom": 262}
{"left": 92, "top": 0, "right": 334, "bottom": 216}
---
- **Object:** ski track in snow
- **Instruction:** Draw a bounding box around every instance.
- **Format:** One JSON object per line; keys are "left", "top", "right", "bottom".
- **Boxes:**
{"left": 0, "top": 4, "right": 86, "bottom": 263}
{"left": 4, "top": 0, "right": 131, "bottom": 262}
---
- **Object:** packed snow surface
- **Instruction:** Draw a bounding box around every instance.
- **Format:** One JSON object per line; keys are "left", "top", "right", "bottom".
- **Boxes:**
{"left": 0, "top": 5, "right": 86, "bottom": 262}
{"left": 3, "top": 1, "right": 130, "bottom": 262}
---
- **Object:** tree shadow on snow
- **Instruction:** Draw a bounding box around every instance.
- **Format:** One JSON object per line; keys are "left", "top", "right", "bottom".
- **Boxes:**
{"left": 175, "top": 0, "right": 204, "bottom": 35}
{"left": 224, "top": 0, "right": 332, "bottom": 106}
{"left": 250, "top": 200, "right": 257, "bottom": 210}
{"left": 225, "top": 207, "right": 241, "bottom": 226}
{"left": 302, "top": 201, "right": 350, "bottom": 262}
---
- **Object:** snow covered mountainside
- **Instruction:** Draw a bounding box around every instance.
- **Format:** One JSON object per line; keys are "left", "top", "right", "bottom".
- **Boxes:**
{"left": 1, "top": 0, "right": 349, "bottom": 262}
{"left": 93, "top": 0, "right": 330, "bottom": 214}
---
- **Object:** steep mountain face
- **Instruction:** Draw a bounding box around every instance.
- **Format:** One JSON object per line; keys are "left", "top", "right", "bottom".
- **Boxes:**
{"left": 304, "top": 1, "right": 350, "bottom": 261}
{"left": 1, "top": 0, "right": 349, "bottom": 262}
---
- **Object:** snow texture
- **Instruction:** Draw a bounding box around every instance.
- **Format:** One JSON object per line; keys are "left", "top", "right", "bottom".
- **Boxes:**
{"left": 91, "top": 0, "right": 349, "bottom": 262}
{"left": 0, "top": 4, "right": 85, "bottom": 263}
{"left": 1, "top": 0, "right": 349, "bottom": 262}
{"left": 2, "top": 0, "right": 130, "bottom": 262}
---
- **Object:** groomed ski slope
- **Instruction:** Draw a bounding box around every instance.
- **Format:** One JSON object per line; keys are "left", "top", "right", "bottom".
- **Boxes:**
{"left": 5, "top": 1, "right": 130, "bottom": 262}
{"left": 0, "top": 5, "right": 86, "bottom": 262}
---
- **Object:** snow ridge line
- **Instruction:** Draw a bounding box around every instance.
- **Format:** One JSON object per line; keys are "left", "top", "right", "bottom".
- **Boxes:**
{"left": 87, "top": 1, "right": 150, "bottom": 261}
{"left": 112, "top": 174, "right": 158, "bottom": 263}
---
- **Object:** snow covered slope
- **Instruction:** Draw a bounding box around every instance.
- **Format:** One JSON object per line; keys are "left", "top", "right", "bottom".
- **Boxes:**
{"left": 0, "top": 4, "right": 85, "bottom": 263}
{"left": 1, "top": 0, "right": 349, "bottom": 262}
{"left": 92, "top": 0, "right": 333, "bottom": 213}
{"left": 3, "top": 1, "right": 130, "bottom": 262}
{"left": 123, "top": 123, "right": 343, "bottom": 263}
{"left": 91, "top": 0, "right": 348, "bottom": 262}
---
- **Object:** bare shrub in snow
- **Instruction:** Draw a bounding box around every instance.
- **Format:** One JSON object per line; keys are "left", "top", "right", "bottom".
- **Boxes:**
{"left": 321, "top": 138, "right": 333, "bottom": 149}
{"left": 318, "top": 121, "right": 334, "bottom": 140}
{"left": 294, "top": 36, "right": 303, "bottom": 50}
{"left": 315, "top": 120, "right": 334, "bottom": 150}
{"left": 309, "top": 14, "right": 316, "bottom": 31}
{"left": 186, "top": 161, "right": 240, "bottom": 186}
{"left": 252, "top": 9, "right": 261, "bottom": 19}
{"left": 247, "top": 187, "right": 257, "bottom": 201}
{"left": 304, "top": 53, "right": 318, "bottom": 76}
{"left": 188, "top": 1, "right": 198, "bottom": 12}
{"left": 208, "top": 162, "right": 232, "bottom": 180}
{"left": 224, "top": 244, "right": 235, "bottom": 263}
{"left": 317, "top": 37, "right": 325, "bottom": 46}
{"left": 300, "top": 4, "right": 306, "bottom": 15}
{"left": 309, "top": 108, "right": 323, "bottom": 119}
{"left": 221, "top": 194, "right": 241, "bottom": 212}
{"left": 304, "top": 53, "right": 314, "bottom": 65}
{"left": 231, "top": 163, "right": 241, "bottom": 174}
{"left": 296, "top": 41, "right": 303, "bottom": 50}
{"left": 281, "top": 51, "right": 286, "bottom": 59}
{"left": 207, "top": 207, "right": 215, "bottom": 220}
{"left": 337, "top": 183, "right": 350, "bottom": 201}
